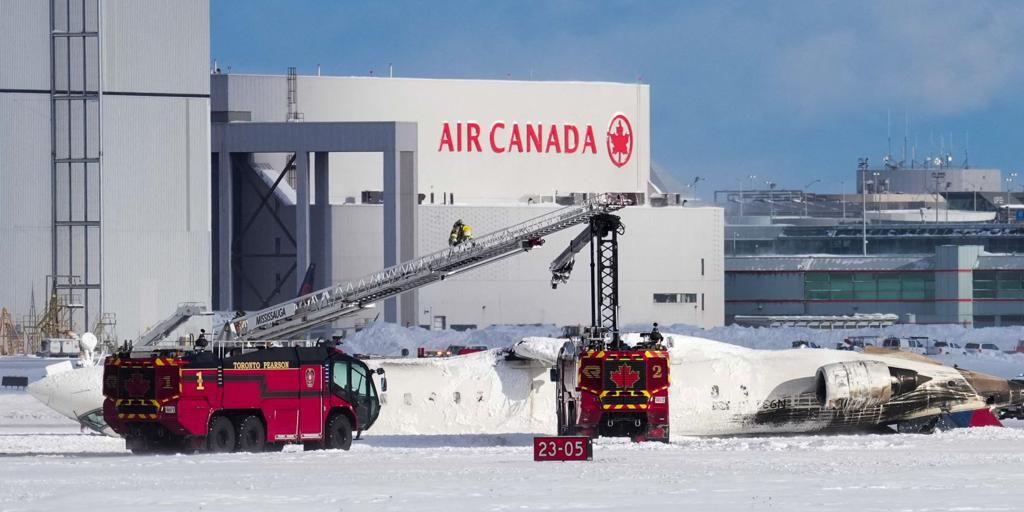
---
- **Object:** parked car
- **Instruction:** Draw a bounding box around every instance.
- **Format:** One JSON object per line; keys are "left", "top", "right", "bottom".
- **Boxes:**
{"left": 927, "top": 341, "right": 964, "bottom": 356}
{"left": 982, "top": 343, "right": 1001, "bottom": 352}
{"left": 881, "top": 336, "right": 927, "bottom": 355}
{"left": 792, "top": 340, "right": 821, "bottom": 349}
{"left": 838, "top": 336, "right": 876, "bottom": 351}
{"left": 965, "top": 342, "right": 982, "bottom": 354}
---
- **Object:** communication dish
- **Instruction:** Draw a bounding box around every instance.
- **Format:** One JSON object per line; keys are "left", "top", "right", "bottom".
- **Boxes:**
{"left": 80, "top": 332, "right": 98, "bottom": 352}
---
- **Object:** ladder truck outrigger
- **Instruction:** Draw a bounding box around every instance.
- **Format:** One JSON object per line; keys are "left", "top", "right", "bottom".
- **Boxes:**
{"left": 549, "top": 212, "right": 671, "bottom": 443}
{"left": 102, "top": 195, "right": 630, "bottom": 453}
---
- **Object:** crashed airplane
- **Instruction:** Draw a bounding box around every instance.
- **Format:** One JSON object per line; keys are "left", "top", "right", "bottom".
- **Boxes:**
{"left": 27, "top": 332, "right": 1024, "bottom": 439}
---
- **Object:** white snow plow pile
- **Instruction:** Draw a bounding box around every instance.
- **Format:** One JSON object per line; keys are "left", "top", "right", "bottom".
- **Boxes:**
{"left": 26, "top": 330, "right": 1024, "bottom": 438}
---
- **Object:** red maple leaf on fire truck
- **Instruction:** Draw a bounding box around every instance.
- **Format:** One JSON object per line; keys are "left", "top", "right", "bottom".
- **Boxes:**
{"left": 125, "top": 372, "right": 151, "bottom": 398}
{"left": 609, "top": 364, "right": 640, "bottom": 389}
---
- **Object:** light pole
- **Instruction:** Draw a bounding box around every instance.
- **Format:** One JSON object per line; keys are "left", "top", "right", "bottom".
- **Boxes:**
{"left": 738, "top": 174, "right": 755, "bottom": 217}
{"left": 858, "top": 158, "right": 869, "bottom": 255}
{"left": 1008, "top": 172, "right": 1018, "bottom": 206}
{"left": 945, "top": 182, "right": 952, "bottom": 222}
{"left": 931, "top": 172, "right": 946, "bottom": 223}
{"left": 690, "top": 176, "right": 704, "bottom": 201}
{"left": 840, "top": 180, "right": 846, "bottom": 219}
{"left": 804, "top": 179, "right": 821, "bottom": 218}
{"left": 872, "top": 172, "right": 881, "bottom": 215}
{"left": 766, "top": 180, "right": 776, "bottom": 222}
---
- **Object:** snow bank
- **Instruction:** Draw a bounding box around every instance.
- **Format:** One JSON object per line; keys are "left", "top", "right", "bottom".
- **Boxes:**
{"left": 510, "top": 337, "right": 565, "bottom": 365}
{"left": 341, "top": 321, "right": 561, "bottom": 356}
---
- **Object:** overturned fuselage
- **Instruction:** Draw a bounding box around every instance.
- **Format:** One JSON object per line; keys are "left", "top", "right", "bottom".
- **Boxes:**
{"left": 26, "top": 333, "right": 1024, "bottom": 438}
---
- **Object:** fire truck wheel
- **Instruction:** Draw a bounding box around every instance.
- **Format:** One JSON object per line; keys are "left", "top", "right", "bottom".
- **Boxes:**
{"left": 325, "top": 414, "right": 353, "bottom": 451}
{"left": 236, "top": 415, "right": 266, "bottom": 452}
{"left": 207, "top": 415, "right": 236, "bottom": 453}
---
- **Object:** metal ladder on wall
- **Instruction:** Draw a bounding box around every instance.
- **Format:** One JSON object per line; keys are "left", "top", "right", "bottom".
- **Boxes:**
{"left": 50, "top": 0, "right": 102, "bottom": 330}
{"left": 223, "top": 194, "right": 631, "bottom": 341}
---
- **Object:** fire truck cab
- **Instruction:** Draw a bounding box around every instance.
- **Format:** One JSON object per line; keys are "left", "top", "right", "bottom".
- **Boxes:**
{"left": 103, "top": 343, "right": 384, "bottom": 454}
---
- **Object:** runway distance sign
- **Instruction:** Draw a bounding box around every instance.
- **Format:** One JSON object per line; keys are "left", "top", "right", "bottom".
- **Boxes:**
{"left": 533, "top": 436, "right": 592, "bottom": 461}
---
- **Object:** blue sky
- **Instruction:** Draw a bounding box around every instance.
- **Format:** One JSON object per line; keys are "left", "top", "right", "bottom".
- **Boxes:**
{"left": 211, "top": 0, "right": 1024, "bottom": 197}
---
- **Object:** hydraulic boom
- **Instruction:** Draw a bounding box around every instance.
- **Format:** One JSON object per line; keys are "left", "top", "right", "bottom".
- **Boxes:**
{"left": 222, "top": 194, "right": 630, "bottom": 341}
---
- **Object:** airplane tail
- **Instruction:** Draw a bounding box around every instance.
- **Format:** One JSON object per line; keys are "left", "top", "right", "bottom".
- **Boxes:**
{"left": 299, "top": 263, "right": 316, "bottom": 297}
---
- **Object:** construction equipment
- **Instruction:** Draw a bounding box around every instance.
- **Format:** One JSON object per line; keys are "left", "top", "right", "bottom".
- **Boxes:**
{"left": 0, "top": 308, "right": 22, "bottom": 355}
{"left": 220, "top": 194, "right": 629, "bottom": 342}
{"left": 549, "top": 213, "right": 672, "bottom": 442}
{"left": 91, "top": 312, "right": 119, "bottom": 354}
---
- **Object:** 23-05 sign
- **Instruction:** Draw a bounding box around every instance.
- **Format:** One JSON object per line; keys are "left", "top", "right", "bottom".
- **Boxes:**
{"left": 533, "top": 436, "right": 592, "bottom": 461}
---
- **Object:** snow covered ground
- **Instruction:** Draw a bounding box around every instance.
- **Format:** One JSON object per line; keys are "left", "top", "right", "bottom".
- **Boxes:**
{"left": 5, "top": 324, "right": 1024, "bottom": 510}
{"left": 2, "top": 390, "right": 1024, "bottom": 511}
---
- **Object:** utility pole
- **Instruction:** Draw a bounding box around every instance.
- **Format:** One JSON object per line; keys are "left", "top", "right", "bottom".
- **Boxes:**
{"left": 859, "top": 158, "right": 869, "bottom": 255}
{"left": 766, "top": 181, "right": 776, "bottom": 222}
{"left": 804, "top": 179, "right": 821, "bottom": 218}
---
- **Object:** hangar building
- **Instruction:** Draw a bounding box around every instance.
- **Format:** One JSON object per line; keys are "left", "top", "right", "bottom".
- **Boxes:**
{"left": 211, "top": 73, "right": 724, "bottom": 330}
{"left": 1, "top": 1, "right": 723, "bottom": 343}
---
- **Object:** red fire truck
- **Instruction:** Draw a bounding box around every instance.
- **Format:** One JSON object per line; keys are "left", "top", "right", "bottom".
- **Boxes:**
{"left": 548, "top": 213, "right": 671, "bottom": 442}
{"left": 102, "top": 343, "right": 385, "bottom": 453}
{"left": 554, "top": 330, "right": 671, "bottom": 442}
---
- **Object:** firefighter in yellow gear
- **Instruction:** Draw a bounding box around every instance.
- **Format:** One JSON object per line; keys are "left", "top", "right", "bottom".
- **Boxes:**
{"left": 449, "top": 219, "right": 473, "bottom": 246}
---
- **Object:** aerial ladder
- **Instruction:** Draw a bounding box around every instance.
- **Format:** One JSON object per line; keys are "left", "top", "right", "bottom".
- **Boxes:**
{"left": 214, "top": 194, "right": 631, "bottom": 342}
{"left": 549, "top": 213, "right": 625, "bottom": 347}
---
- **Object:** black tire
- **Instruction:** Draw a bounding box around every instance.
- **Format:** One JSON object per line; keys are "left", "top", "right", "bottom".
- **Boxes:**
{"left": 236, "top": 415, "right": 266, "bottom": 452}
{"left": 265, "top": 442, "right": 285, "bottom": 452}
{"left": 126, "top": 436, "right": 153, "bottom": 454}
{"left": 324, "top": 414, "right": 353, "bottom": 451}
{"left": 127, "top": 433, "right": 185, "bottom": 454}
{"left": 207, "top": 415, "right": 236, "bottom": 453}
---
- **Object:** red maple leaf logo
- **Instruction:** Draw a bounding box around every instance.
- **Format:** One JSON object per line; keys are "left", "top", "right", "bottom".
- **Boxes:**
{"left": 605, "top": 114, "right": 633, "bottom": 168}
{"left": 609, "top": 364, "right": 640, "bottom": 389}
{"left": 125, "top": 372, "right": 151, "bottom": 398}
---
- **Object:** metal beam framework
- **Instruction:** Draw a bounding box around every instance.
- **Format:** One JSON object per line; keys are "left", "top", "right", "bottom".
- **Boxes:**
{"left": 589, "top": 215, "right": 623, "bottom": 343}
{"left": 50, "top": 0, "right": 102, "bottom": 332}
{"left": 211, "top": 121, "right": 418, "bottom": 325}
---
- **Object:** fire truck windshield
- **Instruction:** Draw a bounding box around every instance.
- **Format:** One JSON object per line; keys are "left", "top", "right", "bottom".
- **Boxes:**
{"left": 331, "top": 358, "right": 381, "bottom": 429}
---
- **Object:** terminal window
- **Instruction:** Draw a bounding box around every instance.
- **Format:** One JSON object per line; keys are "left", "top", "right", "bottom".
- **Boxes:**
{"left": 973, "top": 271, "right": 1024, "bottom": 299}
{"left": 804, "top": 272, "right": 935, "bottom": 301}
{"left": 653, "top": 293, "right": 697, "bottom": 304}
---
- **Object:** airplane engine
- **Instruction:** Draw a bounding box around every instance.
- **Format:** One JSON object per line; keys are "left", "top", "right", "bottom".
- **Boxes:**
{"left": 816, "top": 361, "right": 923, "bottom": 410}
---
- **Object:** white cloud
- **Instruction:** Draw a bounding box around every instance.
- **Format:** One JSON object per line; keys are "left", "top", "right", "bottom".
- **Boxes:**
{"left": 766, "top": 1, "right": 1024, "bottom": 118}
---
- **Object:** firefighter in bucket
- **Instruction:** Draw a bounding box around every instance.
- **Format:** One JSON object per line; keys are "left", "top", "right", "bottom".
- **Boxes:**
{"left": 449, "top": 219, "right": 473, "bottom": 247}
